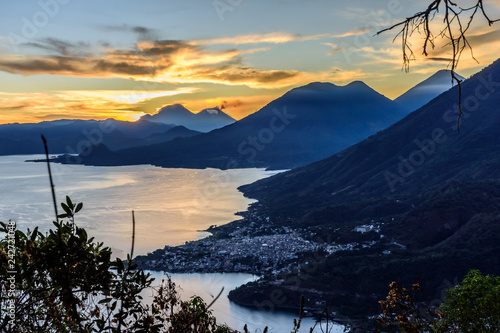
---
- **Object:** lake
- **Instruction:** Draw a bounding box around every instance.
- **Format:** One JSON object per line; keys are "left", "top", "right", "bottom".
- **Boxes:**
{"left": 0, "top": 155, "right": 344, "bottom": 332}
{"left": 0, "top": 154, "right": 283, "bottom": 256}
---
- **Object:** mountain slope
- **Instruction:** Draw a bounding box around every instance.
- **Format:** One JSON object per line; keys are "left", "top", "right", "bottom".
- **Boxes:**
{"left": 229, "top": 59, "right": 500, "bottom": 320}
{"left": 193, "top": 107, "right": 236, "bottom": 132}
{"left": 143, "top": 126, "right": 201, "bottom": 144}
{"left": 241, "top": 62, "right": 499, "bottom": 217}
{"left": 141, "top": 104, "right": 193, "bottom": 125}
{"left": 395, "top": 69, "right": 466, "bottom": 113}
{"left": 70, "top": 81, "right": 406, "bottom": 169}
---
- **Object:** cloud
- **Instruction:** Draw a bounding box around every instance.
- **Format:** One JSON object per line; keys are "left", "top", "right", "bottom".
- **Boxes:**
{"left": 426, "top": 57, "right": 453, "bottom": 62}
{"left": 24, "top": 38, "right": 91, "bottom": 56}
{"left": 468, "top": 28, "right": 500, "bottom": 47}
{"left": 0, "top": 37, "right": 311, "bottom": 88}
{"left": 195, "top": 32, "right": 326, "bottom": 45}
{"left": 0, "top": 55, "right": 86, "bottom": 75}
{"left": 350, "top": 46, "right": 402, "bottom": 67}
{"left": 323, "top": 42, "right": 350, "bottom": 55}
{"left": 331, "top": 27, "right": 372, "bottom": 38}
{"left": 135, "top": 40, "right": 196, "bottom": 56}
{"left": 188, "top": 67, "right": 300, "bottom": 87}
{"left": 65, "top": 88, "right": 199, "bottom": 104}
{"left": 0, "top": 28, "right": 388, "bottom": 91}
{"left": 100, "top": 25, "right": 157, "bottom": 40}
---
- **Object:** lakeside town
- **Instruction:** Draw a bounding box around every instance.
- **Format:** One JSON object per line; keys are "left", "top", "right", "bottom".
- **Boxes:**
{"left": 134, "top": 205, "right": 398, "bottom": 276}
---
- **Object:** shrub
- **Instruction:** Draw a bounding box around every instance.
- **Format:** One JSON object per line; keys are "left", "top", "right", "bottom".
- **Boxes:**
{"left": 378, "top": 270, "right": 500, "bottom": 333}
{"left": 435, "top": 269, "right": 500, "bottom": 333}
{"left": 0, "top": 196, "right": 238, "bottom": 333}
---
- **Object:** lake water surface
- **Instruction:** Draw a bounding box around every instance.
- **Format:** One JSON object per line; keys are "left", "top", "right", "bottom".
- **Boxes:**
{"left": 0, "top": 155, "right": 344, "bottom": 332}
{"left": 146, "top": 271, "right": 345, "bottom": 333}
{"left": 0, "top": 155, "right": 281, "bottom": 256}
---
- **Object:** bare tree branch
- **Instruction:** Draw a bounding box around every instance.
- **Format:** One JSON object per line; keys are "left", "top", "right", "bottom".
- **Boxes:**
{"left": 376, "top": 0, "right": 499, "bottom": 131}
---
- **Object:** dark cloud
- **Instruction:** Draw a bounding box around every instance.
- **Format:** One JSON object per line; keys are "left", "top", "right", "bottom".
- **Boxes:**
{"left": 426, "top": 57, "right": 453, "bottom": 62}
{"left": 24, "top": 38, "right": 90, "bottom": 56}
{"left": 0, "top": 55, "right": 165, "bottom": 77}
{"left": 93, "top": 59, "right": 165, "bottom": 76}
{"left": 254, "top": 70, "right": 298, "bottom": 83}
{"left": 132, "top": 26, "right": 150, "bottom": 35}
{"left": 468, "top": 29, "right": 500, "bottom": 46}
{"left": 204, "top": 68, "right": 299, "bottom": 83}
{"left": 221, "top": 99, "right": 243, "bottom": 109}
{"left": 0, "top": 103, "right": 31, "bottom": 110}
{"left": 0, "top": 56, "right": 81, "bottom": 75}
{"left": 100, "top": 25, "right": 157, "bottom": 40}
{"left": 138, "top": 40, "right": 196, "bottom": 56}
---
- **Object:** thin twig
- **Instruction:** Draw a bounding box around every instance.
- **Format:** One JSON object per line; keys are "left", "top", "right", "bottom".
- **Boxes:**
{"left": 187, "top": 286, "right": 225, "bottom": 329}
{"left": 42, "top": 135, "right": 83, "bottom": 331}
{"left": 41, "top": 135, "right": 58, "bottom": 222}
{"left": 117, "top": 210, "right": 137, "bottom": 332}
{"left": 205, "top": 286, "right": 224, "bottom": 311}
{"left": 131, "top": 210, "right": 135, "bottom": 259}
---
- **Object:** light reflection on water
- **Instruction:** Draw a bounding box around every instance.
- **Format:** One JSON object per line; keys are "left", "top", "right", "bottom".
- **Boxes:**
{"left": 0, "top": 155, "right": 282, "bottom": 256}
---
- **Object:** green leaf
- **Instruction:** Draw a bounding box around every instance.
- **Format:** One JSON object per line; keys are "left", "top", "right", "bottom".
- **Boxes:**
{"left": 61, "top": 203, "right": 72, "bottom": 216}
{"left": 66, "top": 195, "right": 73, "bottom": 208}
{"left": 31, "top": 227, "right": 39, "bottom": 242}
{"left": 75, "top": 202, "right": 83, "bottom": 213}
{"left": 78, "top": 228, "right": 88, "bottom": 242}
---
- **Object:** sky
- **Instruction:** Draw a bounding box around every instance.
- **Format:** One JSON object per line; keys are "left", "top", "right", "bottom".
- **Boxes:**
{"left": 0, "top": 0, "right": 499, "bottom": 124}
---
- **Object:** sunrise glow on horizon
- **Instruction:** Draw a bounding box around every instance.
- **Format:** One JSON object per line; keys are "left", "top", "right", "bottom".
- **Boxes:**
{"left": 1, "top": 0, "right": 500, "bottom": 124}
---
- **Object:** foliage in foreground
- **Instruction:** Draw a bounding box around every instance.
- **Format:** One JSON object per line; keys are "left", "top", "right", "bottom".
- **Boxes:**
{"left": 378, "top": 270, "right": 500, "bottom": 333}
{"left": 2, "top": 196, "right": 499, "bottom": 333}
{"left": 0, "top": 196, "right": 238, "bottom": 332}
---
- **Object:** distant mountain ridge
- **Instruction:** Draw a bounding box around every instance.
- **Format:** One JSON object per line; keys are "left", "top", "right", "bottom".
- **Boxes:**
{"left": 141, "top": 104, "right": 236, "bottom": 132}
{"left": 67, "top": 80, "right": 406, "bottom": 169}
{"left": 0, "top": 119, "right": 200, "bottom": 155}
{"left": 2, "top": 70, "right": 461, "bottom": 160}
{"left": 395, "top": 69, "right": 465, "bottom": 113}
{"left": 241, "top": 62, "right": 500, "bottom": 219}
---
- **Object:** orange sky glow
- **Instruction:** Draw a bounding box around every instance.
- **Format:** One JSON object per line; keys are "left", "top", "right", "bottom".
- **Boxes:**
{"left": 1, "top": 1, "right": 499, "bottom": 124}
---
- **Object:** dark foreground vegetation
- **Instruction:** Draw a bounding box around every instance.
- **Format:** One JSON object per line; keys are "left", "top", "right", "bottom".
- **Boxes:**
{"left": 0, "top": 197, "right": 239, "bottom": 333}
{"left": 1, "top": 197, "right": 499, "bottom": 332}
